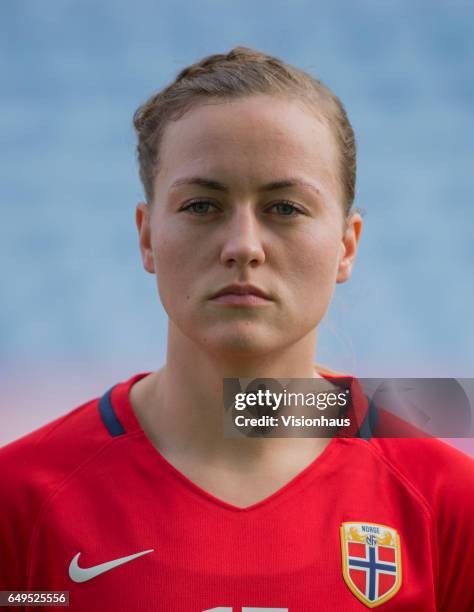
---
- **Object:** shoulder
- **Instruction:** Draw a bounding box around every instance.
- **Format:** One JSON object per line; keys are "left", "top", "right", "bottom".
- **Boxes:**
{"left": 0, "top": 370, "right": 149, "bottom": 512}
{"left": 0, "top": 391, "right": 115, "bottom": 589}
{"left": 0, "top": 371, "right": 152, "bottom": 590}
{"left": 368, "top": 436, "right": 474, "bottom": 514}
{"left": 0, "top": 366, "right": 150, "bottom": 524}
{"left": 366, "top": 437, "right": 474, "bottom": 607}
{"left": 0, "top": 393, "right": 113, "bottom": 504}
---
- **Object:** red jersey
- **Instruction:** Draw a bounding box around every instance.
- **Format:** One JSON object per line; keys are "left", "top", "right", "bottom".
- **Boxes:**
{"left": 1, "top": 368, "right": 473, "bottom": 611}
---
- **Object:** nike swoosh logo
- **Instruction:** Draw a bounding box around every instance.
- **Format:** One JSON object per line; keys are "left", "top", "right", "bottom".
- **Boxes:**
{"left": 69, "top": 548, "right": 154, "bottom": 583}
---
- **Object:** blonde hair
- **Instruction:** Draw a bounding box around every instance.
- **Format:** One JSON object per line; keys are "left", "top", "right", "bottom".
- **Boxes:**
{"left": 133, "top": 46, "right": 357, "bottom": 216}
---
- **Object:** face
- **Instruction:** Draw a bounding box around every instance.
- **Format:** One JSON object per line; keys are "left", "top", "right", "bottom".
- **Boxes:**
{"left": 136, "top": 95, "right": 362, "bottom": 357}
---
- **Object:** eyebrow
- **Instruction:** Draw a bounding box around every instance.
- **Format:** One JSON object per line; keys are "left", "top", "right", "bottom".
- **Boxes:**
{"left": 169, "top": 176, "right": 321, "bottom": 197}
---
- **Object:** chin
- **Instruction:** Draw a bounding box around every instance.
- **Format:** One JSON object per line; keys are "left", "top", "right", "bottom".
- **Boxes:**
{"left": 198, "top": 327, "right": 284, "bottom": 357}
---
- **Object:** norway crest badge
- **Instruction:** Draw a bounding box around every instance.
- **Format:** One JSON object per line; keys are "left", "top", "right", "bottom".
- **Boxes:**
{"left": 340, "top": 522, "right": 402, "bottom": 608}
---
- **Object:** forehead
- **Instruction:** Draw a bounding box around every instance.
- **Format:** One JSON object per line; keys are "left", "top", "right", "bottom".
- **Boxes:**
{"left": 155, "top": 95, "right": 340, "bottom": 195}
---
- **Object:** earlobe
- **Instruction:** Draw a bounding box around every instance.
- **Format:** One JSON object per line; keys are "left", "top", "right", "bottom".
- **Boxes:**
{"left": 136, "top": 202, "right": 155, "bottom": 274}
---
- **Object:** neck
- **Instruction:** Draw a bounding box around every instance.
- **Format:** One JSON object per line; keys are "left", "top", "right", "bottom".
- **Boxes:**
{"left": 131, "top": 321, "right": 332, "bottom": 466}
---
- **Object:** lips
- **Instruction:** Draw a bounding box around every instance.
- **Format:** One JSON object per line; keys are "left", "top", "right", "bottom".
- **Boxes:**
{"left": 212, "top": 283, "right": 271, "bottom": 300}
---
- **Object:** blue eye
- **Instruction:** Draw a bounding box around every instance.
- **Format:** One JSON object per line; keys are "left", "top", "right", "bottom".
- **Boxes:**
{"left": 270, "top": 201, "right": 304, "bottom": 216}
{"left": 182, "top": 200, "right": 218, "bottom": 215}
{"left": 181, "top": 199, "right": 304, "bottom": 216}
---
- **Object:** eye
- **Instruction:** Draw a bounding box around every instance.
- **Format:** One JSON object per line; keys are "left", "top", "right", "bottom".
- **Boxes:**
{"left": 269, "top": 201, "right": 305, "bottom": 216}
{"left": 180, "top": 199, "right": 219, "bottom": 215}
{"left": 180, "top": 199, "right": 305, "bottom": 217}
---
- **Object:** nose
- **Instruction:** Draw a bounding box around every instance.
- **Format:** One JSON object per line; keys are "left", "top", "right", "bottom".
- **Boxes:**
{"left": 219, "top": 205, "right": 266, "bottom": 269}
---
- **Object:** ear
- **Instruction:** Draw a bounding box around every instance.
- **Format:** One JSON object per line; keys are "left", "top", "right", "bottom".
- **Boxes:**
{"left": 136, "top": 202, "right": 155, "bottom": 274}
{"left": 336, "top": 211, "right": 363, "bottom": 283}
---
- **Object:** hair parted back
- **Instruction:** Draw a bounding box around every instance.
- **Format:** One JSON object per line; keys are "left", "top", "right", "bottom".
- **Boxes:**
{"left": 133, "top": 46, "right": 357, "bottom": 216}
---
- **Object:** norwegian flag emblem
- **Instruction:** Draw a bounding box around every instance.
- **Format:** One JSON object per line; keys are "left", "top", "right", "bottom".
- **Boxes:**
{"left": 340, "top": 522, "right": 402, "bottom": 608}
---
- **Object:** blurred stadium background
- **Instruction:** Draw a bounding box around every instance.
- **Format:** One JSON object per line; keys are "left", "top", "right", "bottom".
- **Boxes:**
{"left": 1, "top": 0, "right": 473, "bottom": 454}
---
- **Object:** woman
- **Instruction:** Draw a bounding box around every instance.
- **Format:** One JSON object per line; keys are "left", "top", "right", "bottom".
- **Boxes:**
{"left": 1, "top": 46, "right": 473, "bottom": 611}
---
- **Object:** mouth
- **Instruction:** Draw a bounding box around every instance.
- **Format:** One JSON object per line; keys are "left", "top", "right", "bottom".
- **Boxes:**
{"left": 210, "top": 283, "right": 273, "bottom": 306}
{"left": 210, "top": 293, "right": 272, "bottom": 306}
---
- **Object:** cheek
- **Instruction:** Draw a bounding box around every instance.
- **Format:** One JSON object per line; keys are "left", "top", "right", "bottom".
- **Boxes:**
{"left": 287, "top": 228, "right": 341, "bottom": 289}
{"left": 151, "top": 214, "right": 210, "bottom": 272}
{"left": 151, "top": 229, "right": 196, "bottom": 302}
